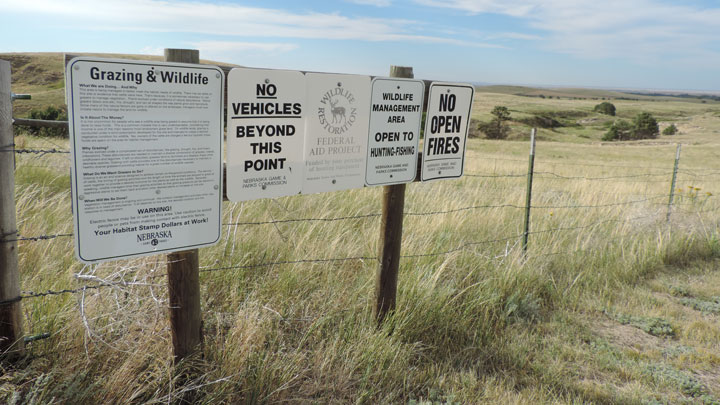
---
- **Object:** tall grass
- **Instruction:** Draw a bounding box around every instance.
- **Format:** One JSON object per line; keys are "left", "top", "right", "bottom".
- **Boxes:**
{"left": 2, "top": 131, "right": 719, "bottom": 404}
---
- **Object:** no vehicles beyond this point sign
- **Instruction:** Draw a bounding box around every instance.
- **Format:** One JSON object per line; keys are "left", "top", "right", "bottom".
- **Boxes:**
{"left": 227, "top": 68, "right": 306, "bottom": 201}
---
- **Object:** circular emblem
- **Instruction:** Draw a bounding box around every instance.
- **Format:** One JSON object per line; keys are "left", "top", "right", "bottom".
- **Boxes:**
{"left": 151, "top": 239, "right": 159, "bottom": 246}
{"left": 317, "top": 85, "right": 357, "bottom": 135}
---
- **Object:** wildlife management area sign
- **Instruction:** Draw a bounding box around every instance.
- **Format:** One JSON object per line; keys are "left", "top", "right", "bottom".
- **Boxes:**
{"left": 66, "top": 57, "right": 224, "bottom": 263}
{"left": 365, "top": 77, "right": 424, "bottom": 186}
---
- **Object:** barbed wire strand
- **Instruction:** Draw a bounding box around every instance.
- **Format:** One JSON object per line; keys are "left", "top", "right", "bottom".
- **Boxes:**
{"left": 6, "top": 200, "right": 719, "bottom": 306}
{"left": 4, "top": 195, "right": 674, "bottom": 242}
{"left": 2, "top": 148, "right": 70, "bottom": 155}
{"left": 7, "top": 146, "right": 720, "bottom": 175}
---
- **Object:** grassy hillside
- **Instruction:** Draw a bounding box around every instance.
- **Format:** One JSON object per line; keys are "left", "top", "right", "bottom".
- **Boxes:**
{"left": 1, "top": 52, "right": 236, "bottom": 117}
{"left": 470, "top": 88, "right": 720, "bottom": 144}
{"left": 2, "top": 53, "right": 720, "bottom": 404}
{"left": 4, "top": 52, "right": 719, "bottom": 144}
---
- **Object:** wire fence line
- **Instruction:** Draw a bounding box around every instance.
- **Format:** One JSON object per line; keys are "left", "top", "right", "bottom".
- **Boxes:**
{"left": 480, "top": 154, "right": 720, "bottom": 173}
{"left": 6, "top": 233, "right": 74, "bottom": 242}
{"left": 478, "top": 155, "right": 671, "bottom": 170}
{"left": 8, "top": 147, "right": 720, "bottom": 174}
{"left": 2, "top": 147, "right": 70, "bottom": 155}
{"left": 534, "top": 171, "right": 674, "bottom": 180}
{"left": 5, "top": 156, "right": 715, "bottom": 240}
{"left": 6, "top": 195, "right": 675, "bottom": 242}
{"left": 2, "top": 205, "right": 704, "bottom": 308}
{"left": 679, "top": 169, "right": 720, "bottom": 177}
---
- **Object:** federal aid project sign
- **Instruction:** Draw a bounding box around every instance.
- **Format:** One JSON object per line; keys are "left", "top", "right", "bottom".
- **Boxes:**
{"left": 365, "top": 78, "right": 424, "bottom": 186}
{"left": 303, "top": 73, "right": 371, "bottom": 194}
{"left": 226, "top": 68, "right": 305, "bottom": 201}
{"left": 66, "top": 57, "right": 224, "bottom": 263}
{"left": 421, "top": 82, "right": 474, "bottom": 181}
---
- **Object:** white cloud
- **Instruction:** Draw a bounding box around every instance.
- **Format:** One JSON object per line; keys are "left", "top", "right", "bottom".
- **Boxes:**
{"left": 139, "top": 46, "right": 164, "bottom": 56}
{"left": 414, "top": 0, "right": 720, "bottom": 65}
{"left": 188, "top": 41, "right": 298, "bottom": 53}
{"left": 345, "top": 0, "right": 392, "bottom": 6}
{"left": 414, "top": 0, "right": 535, "bottom": 17}
{"left": 492, "top": 32, "right": 541, "bottom": 41}
{"left": 0, "top": 0, "right": 494, "bottom": 47}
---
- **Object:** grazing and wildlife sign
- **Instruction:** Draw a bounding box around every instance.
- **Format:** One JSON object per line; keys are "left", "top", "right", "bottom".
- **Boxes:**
{"left": 302, "top": 73, "right": 371, "bottom": 194}
{"left": 421, "top": 82, "right": 475, "bottom": 181}
{"left": 226, "top": 68, "right": 306, "bottom": 201}
{"left": 66, "top": 57, "right": 224, "bottom": 263}
{"left": 365, "top": 78, "right": 424, "bottom": 186}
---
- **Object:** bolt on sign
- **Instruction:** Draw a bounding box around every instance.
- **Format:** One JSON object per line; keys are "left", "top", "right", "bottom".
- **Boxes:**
{"left": 421, "top": 82, "right": 475, "bottom": 181}
{"left": 227, "top": 68, "right": 305, "bottom": 201}
{"left": 365, "top": 78, "right": 424, "bottom": 186}
{"left": 65, "top": 57, "right": 224, "bottom": 263}
{"left": 303, "top": 73, "right": 371, "bottom": 194}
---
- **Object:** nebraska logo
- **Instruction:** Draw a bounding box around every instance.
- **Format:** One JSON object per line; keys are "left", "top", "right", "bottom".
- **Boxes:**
{"left": 317, "top": 84, "right": 357, "bottom": 135}
{"left": 136, "top": 231, "right": 173, "bottom": 243}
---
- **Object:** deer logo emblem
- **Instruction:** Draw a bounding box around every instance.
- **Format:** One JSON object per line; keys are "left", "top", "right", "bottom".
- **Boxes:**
{"left": 317, "top": 83, "right": 358, "bottom": 135}
{"left": 329, "top": 98, "right": 346, "bottom": 124}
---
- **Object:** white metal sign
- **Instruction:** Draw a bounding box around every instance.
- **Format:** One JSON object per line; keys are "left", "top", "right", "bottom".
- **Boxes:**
{"left": 421, "top": 82, "right": 475, "bottom": 181}
{"left": 303, "top": 73, "right": 371, "bottom": 194}
{"left": 227, "top": 68, "right": 305, "bottom": 201}
{"left": 365, "top": 78, "right": 424, "bottom": 186}
{"left": 66, "top": 57, "right": 224, "bottom": 263}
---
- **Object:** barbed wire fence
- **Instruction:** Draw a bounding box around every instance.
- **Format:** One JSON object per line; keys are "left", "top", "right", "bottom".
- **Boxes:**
{"left": 2, "top": 94, "right": 719, "bottom": 362}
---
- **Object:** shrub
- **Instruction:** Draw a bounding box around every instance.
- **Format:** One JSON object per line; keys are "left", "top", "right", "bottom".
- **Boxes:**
{"left": 467, "top": 118, "right": 483, "bottom": 138}
{"left": 603, "top": 113, "right": 660, "bottom": 141}
{"left": 633, "top": 112, "right": 659, "bottom": 139}
{"left": 593, "top": 102, "right": 616, "bottom": 116}
{"left": 478, "top": 120, "right": 510, "bottom": 139}
{"left": 18, "top": 106, "right": 68, "bottom": 138}
{"left": 602, "top": 120, "right": 633, "bottom": 141}
{"left": 517, "top": 115, "right": 562, "bottom": 129}
{"left": 479, "top": 106, "right": 511, "bottom": 139}
{"left": 663, "top": 124, "right": 678, "bottom": 135}
{"left": 491, "top": 106, "right": 511, "bottom": 121}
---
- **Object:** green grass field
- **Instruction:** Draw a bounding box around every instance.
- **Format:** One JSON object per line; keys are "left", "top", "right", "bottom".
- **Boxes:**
{"left": 2, "top": 53, "right": 720, "bottom": 404}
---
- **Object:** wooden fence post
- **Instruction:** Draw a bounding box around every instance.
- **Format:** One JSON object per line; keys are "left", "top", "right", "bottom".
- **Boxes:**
{"left": 374, "top": 65, "right": 413, "bottom": 324}
{"left": 666, "top": 144, "right": 681, "bottom": 222}
{"left": 522, "top": 128, "right": 536, "bottom": 254}
{"left": 0, "top": 59, "right": 24, "bottom": 360}
{"left": 164, "top": 49, "right": 203, "bottom": 362}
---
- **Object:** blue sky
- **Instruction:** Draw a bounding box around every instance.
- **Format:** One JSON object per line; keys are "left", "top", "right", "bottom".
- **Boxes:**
{"left": 2, "top": 0, "right": 720, "bottom": 91}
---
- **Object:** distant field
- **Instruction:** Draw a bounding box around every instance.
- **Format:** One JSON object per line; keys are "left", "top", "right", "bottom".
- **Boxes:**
{"left": 2, "top": 52, "right": 720, "bottom": 404}
{"left": 476, "top": 84, "right": 718, "bottom": 103}
{"left": 4, "top": 52, "right": 719, "bottom": 144}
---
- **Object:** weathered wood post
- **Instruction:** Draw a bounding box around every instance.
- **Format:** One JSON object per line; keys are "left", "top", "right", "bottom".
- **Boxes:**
{"left": 374, "top": 65, "right": 413, "bottom": 324}
{"left": 0, "top": 60, "right": 24, "bottom": 359}
{"left": 164, "top": 49, "right": 203, "bottom": 362}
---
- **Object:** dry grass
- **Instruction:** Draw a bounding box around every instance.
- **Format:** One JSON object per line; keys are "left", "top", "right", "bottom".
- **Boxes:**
{"left": 1, "top": 54, "right": 720, "bottom": 403}
{"left": 3, "top": 127, "right": 719, "bottom": 403}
